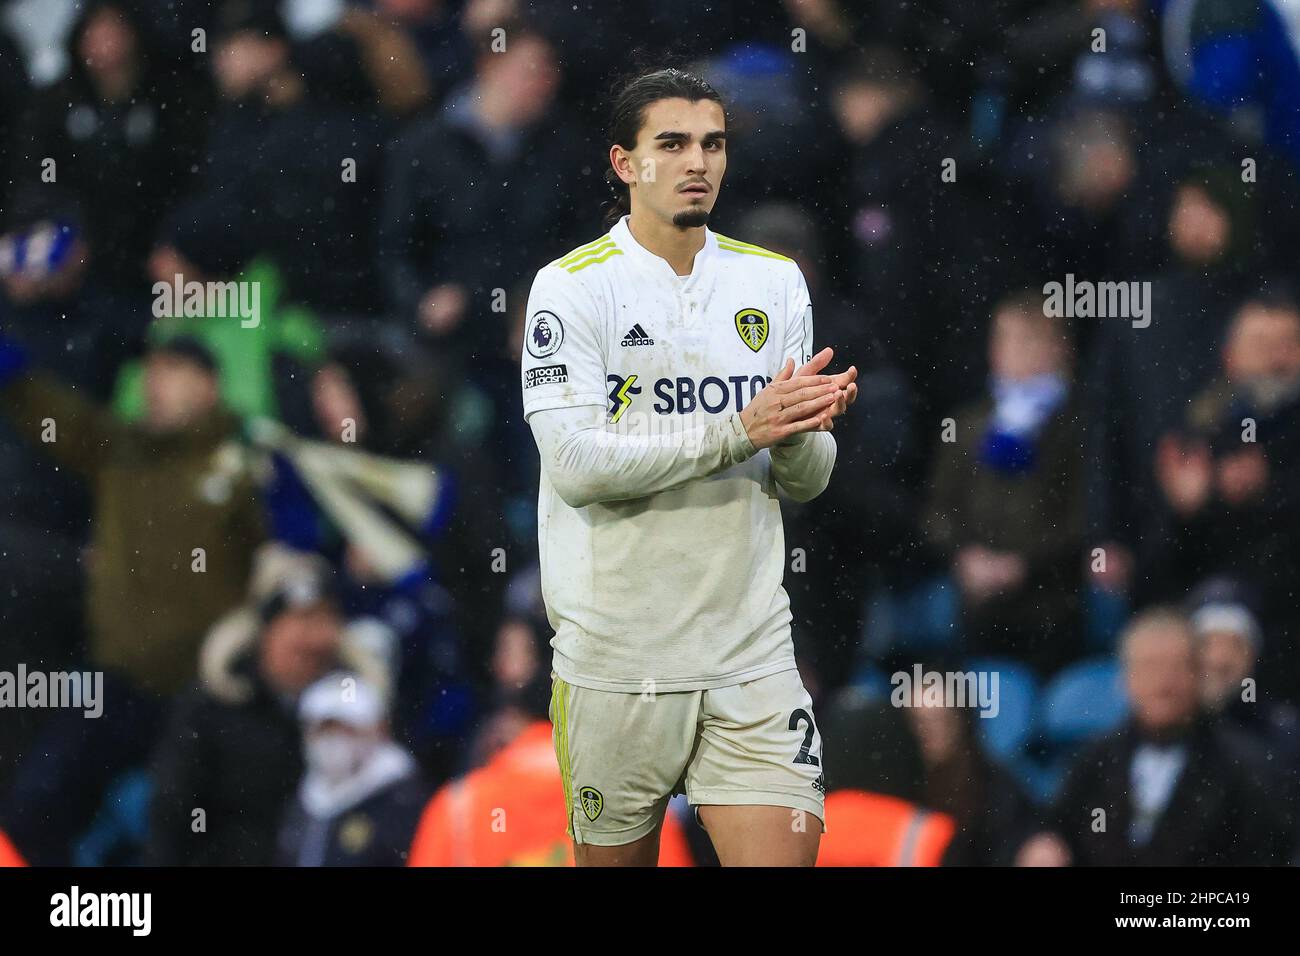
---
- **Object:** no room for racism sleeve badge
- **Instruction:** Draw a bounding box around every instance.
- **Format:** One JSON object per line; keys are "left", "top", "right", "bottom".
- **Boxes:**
{"left": 735, "top": 308, "right": 769, "bottom": 352}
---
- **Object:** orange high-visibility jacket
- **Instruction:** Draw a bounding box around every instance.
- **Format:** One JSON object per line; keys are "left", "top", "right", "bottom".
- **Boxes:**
{"left": 408, "top": 721, "right": 692, "bottom": 866}
{"left": 817, "top": 790, "right": 956, "bottom": 866}
{"left": 0, "top": 828, "right": 27, "bottom": 867}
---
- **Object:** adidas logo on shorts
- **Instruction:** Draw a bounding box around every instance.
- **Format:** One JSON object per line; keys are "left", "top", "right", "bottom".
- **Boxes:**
{"left": 620, "top": 323, "right": 654, "bottom": 347}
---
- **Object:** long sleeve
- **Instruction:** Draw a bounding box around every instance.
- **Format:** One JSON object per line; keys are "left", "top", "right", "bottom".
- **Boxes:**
{"left": 528, "top": 402, "right": 756, "bottom": 509}
{"left": 0, "top": 332, "right": 116, "bottom": 481}
{"left": 377, "top": 129, "right": 436, "bottom": 319}
{"left": 770, "top": 429, "right": 836, "bottom": 502}
{"left": 769, "top": 262, "right": 836, "bottom": 502}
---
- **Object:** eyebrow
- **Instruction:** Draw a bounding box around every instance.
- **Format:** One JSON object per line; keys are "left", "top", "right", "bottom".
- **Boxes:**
{"left": 653, "top": 130, "right": 727, "bottom": 142}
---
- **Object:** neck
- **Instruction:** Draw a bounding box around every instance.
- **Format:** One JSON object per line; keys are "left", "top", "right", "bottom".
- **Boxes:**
{"left": 627, "top": 211, "right": 706, "bottom": 276}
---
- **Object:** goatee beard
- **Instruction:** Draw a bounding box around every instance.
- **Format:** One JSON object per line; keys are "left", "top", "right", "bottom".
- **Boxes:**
{"left": 672, "top": 208, "right": 710, "bottom": 229}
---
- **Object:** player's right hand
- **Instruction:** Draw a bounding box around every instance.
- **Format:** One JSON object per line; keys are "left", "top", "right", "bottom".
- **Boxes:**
{"left": 739, "top": 351, "right": 856, "bottom": 450}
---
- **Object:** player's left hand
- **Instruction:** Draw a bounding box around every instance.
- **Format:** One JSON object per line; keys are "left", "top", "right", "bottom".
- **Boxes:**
{"left": 793, "top": 347, "right": 857, "bottom": 430}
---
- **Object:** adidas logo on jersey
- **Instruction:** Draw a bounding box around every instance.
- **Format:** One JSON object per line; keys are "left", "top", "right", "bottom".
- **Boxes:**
{"left": 620, "top": 323, "right": 654, "bottom": 347}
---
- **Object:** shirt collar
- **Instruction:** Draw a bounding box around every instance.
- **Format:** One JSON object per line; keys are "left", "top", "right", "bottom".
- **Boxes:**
{"left": 612, "top": 215, "right": 715, "bottom": 288}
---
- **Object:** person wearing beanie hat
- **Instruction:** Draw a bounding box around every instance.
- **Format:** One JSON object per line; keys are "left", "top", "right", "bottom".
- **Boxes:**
{"left": 1189, "top": 589, "right": 1272, "bottom": 721}
{"left": 273, "top": 672, "right": 429, "bottom": 866}
{"left": 1186, "top": 579, "right": 1300, "bottom": 840}
{"left": 145, "top": 544, "right": 394, "bottom": 866}
{"left": 148, "top": 335, "right": 220, "bottom": 377}
{"left": 1191, "top": 598, "right": 1263, "bottom": 712}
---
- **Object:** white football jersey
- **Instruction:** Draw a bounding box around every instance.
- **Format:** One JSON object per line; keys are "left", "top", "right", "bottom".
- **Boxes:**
{"left": 522, "top": 214, "right": 817, "bottom": 693}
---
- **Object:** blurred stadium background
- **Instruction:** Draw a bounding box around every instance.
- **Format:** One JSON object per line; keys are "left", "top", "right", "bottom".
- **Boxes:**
{"left": 0, "top": 0, "right": 1298, "bottom": 866}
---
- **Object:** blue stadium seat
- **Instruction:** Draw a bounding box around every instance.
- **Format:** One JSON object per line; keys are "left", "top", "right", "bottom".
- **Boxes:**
{"left": 849, "top": 663, "right": 895, "bottom": 702}
{"left": 1039, "top": 657, "right": 1129, "bottom": 748}
{"left": 963, "top": 657, "right": 1039, "bottom": 763}
{"left": 1083, "top": 584, "right": 1130, "bottom": 653}
{"left": 72, "top": 769, "right": 153, "bottom": 867}
{"left": 1013, "top": 756, "right": 1065, "bottom": 807}
{"left": 861, "top": 575, "right": 959, "bottom": 658}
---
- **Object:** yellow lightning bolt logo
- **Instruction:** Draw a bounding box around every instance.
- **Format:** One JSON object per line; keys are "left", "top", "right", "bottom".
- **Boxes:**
{"left": 608, "top": 373, "right": 639, "bottom": 423}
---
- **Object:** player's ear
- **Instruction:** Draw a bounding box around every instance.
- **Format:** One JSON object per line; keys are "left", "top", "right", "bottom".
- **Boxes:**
{"left": 609, "top": 145, "right": 636, "bottom": 187}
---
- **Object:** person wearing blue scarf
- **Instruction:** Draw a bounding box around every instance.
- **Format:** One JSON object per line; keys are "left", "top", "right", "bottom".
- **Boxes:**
{"left": 981, "top": 372, "right": 1070, "bottom": 475}
{"left": 923, "top": 291, "right": 1085, "bottom": 675}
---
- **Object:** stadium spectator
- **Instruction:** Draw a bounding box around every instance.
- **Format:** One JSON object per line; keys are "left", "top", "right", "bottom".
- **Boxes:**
{"left": 0, "top": 330, "right": 263, "bottom": 695}
{"left": 154, "top": 0, "right": 386, "bottom": 318}
{"left": 467, "top": 598, "right": 549, "bottom": 770}
{"left": 266, "top": 342, "right": 503, "bottom": 774}
{"left": 1188, "top": 577, "right": 1300, "bottom": 841}
{"left": 295, "top": 342, "right": 509, "bottom": 649}
{"left": 1018, "top": 607, "right": 1290, "bottom": 865}
{"left": 1153, "top": 290, "right": 1300, "bottom": 698}
{"left": 0, "top": 331, "right": 262, "bottom": 864}
{"left": 146, "top": 545, "right": 389, "bottom": 865}
{"left": 923, "top": 291, "right": 1084, "bottom": 674}
{"left": 1158, "top": 0, "right": 1300, "bottom": 168}
{"left": 818, "top": 676, "right": 1039, "bottom": 866}
{"left": 368, "top": 0, "right": 471, "bottom": 108}
{"left": 1084, "top": 165, "right": 1259, "bottom": 605}
{"left": 376, "top": 25, "right": 590, "bottom": 358}
{"left": 1, "top": 0, "right": 1298, "bottom": 869}
{"left": 1009, "top": 107, "right": 1148, "bottom": 308}
{"left": 332, "top": 3, "right": 432, "bottom": 118}
{"left": 0, "top": 828, "right": 26, "bottom": 867}
{"left": 275, "top": 672, "right": 429, "bottom": 866}
{"left": 817, "top": 789, "right": 956, "bottom": 867}
{"left": 3, "top": 0, "right": 202, "bottom": 298}
{"left": 902, "top": 676, "right": 1041, "bottom": 865}
{"left": 1000, "top": 0, "right": 1163, "bottom": 117}
{"left": 690, "top": 38, "right": 843, "bottom": 216}
{"left": 831, "top": 46, "right": 972, "bottom": 417}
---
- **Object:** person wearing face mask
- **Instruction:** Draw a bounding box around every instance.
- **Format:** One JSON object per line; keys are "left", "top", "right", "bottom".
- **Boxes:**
{"left": 145, "top": 545, "right": 390, "bottom": 866}
{"left": 1154, "top": 288, "right": 1300, "bottom": 701}
{"left": 275, "top": 673, "right": 429, "bottom": 867}
{"left": 923, "top": 290, "right": 1085, "bottom": 676}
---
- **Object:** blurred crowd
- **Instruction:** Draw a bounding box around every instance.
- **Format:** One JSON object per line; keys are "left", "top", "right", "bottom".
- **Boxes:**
{"left": 0, "top": 0, "right": 1298, "bottom": 866}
